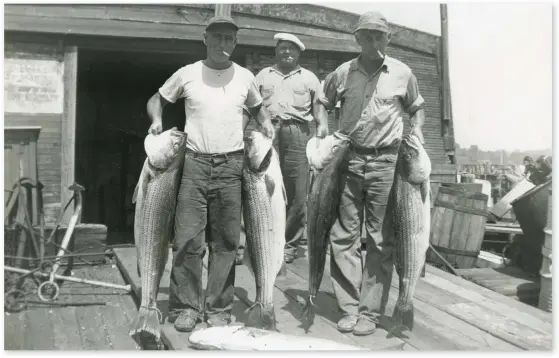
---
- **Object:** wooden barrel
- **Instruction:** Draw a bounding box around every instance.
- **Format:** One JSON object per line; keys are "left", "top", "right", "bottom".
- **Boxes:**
{"left": 428, "top": 185, "right": 489, "bottom": 269}
{"left": 539, "top": 186, "right": 552, "bottom": 312}
{"left": 510, "top": 180, "right": 551, "bottom": 274}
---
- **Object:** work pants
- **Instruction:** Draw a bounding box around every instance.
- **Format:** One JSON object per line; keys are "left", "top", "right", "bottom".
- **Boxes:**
{"left": 272, "top": 120, "right": 313, "bottom": 257}
{"left": 168, "top": 150, "right": 243, "bottom": 321}
{"left": 329, "top": 149, "right": 398, "bottom": 322}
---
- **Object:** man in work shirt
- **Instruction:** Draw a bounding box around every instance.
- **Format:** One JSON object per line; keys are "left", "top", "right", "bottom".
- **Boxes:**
{"left": 146, "top": 15, "right": 274, "bottom": 332}
{"left": 254, "top": 33, "right": 329, "bottom": 263}
{"left": 321, "top": 11, "right": 425, "bottom": 336}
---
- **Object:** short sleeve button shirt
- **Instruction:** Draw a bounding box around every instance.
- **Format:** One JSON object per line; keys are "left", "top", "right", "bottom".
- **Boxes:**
{"left": 322, "top": 55, "right": 424, "bottom": 148}
{"left": 255, "top": 65, "right": 325, "bottom": 122}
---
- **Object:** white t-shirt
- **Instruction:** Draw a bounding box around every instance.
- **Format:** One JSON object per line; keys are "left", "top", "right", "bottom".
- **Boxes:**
{"left": 159, "top": 61, "right": 262, "bottom": 154}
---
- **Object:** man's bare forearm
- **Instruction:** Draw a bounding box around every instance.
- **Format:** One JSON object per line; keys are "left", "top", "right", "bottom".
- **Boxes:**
{"left": 147, "top": 92, "right": 168, "bottom": 124}
{"left": 409, "top": 108, "right": 425, "bottom": 129}
{"left": 313, "top": 100, "right": 328, "bottom": 128}
{"left": 250, "top": 104, "right": 272, "bottom": 128}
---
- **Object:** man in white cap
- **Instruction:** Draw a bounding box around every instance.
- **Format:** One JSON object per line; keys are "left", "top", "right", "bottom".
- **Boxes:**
{"left": 252, "top": 32, "right": 328, "bottom": 264}
{"left": 146, "top": 15, "right": 274, "bottom": 333}
{"left": 321, "top": 11, "right": 425, "bottom": 336}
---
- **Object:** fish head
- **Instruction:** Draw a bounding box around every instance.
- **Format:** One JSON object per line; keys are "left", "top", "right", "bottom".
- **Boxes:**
{"left": 306, "top": 133, "right": 351, "bottom": 170}
{"left": 244, "top": 130, "right": 273, "bottom": 174}
{"left": 397, "top": 134, "right": 431, "bottom": 184}
{"left": 144, "top": 127, "right": 188, "bottom": 169}
{"left": 188, "top": 325, "right": 246, "bottom": 349}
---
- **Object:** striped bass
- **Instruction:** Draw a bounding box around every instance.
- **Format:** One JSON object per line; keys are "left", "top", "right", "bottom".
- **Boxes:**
{"left": 302, "top": 134, "right": 351, "bottom": 332}
{"left": 388, "top": 133, "right": 431, "bottom": 332}
{"left": 188, "top": 325, "right": 364, "bottom": 351}
{"left": 242, "top": 130, "right": 287, "bottom": 331}
{"left": 129, "top": 127, "right": 187, "bottom": 349}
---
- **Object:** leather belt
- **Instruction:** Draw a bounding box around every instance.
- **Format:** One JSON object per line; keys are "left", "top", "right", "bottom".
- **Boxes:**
{"left": 351, "top": 144, "right": 399, "bottom": 156}
{"left": 271, "top": 118, "right": 307, "bottom": 126}
{"left": 186, "top": 148, "right": 244, "bottom": 159}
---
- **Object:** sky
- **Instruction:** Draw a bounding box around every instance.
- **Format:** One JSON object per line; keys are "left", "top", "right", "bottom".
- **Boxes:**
{"left": 320, "top": 1, "right": 553, "bottom": 152}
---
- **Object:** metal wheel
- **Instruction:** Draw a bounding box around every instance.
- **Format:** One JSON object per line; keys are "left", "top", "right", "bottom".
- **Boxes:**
{"left": 5, "top": 290, "right": 27, "bottom": 313}
{"left": 37, "top": 281, "right": 60, "bottom": 302}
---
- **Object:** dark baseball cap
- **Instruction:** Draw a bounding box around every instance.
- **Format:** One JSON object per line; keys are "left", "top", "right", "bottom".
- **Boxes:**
{"left": 353, "top": 11, "right": 390, "bottom": 33}
{"left": 206, "top": 15, "right": 239, "bottom": 31}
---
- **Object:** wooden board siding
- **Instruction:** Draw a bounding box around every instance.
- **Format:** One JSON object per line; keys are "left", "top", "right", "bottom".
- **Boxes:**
{"left": 4, "top": 42, "right": 65, "bottom": 213}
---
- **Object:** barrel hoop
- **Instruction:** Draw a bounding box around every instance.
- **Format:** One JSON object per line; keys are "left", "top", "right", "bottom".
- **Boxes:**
{"left": 434, "top": 199, "right": 489, "bottom": 217}
{"left": 438, "top": 185, "right": 488, "bottom": 201}
{"left": 431, "top": 245, "right": 480, "bottom": 258}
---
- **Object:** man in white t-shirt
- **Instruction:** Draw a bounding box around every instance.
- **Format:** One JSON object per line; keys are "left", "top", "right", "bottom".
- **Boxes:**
{"left": 146, "top": 15, "right": 273, "bottom": 333}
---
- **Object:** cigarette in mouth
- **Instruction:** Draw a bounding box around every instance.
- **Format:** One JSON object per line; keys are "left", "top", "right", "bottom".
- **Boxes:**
{"left": 377, "top": 49, "right": 385, "bottom": 59}
{"left": 223, "top": 51, "right": 230, "bottom": 57}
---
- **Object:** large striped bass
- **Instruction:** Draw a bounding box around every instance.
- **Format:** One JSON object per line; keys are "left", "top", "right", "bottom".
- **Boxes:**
{"left": 188, "top": 325, "right": 363, "bottom": 351}
{"left": 242, "top": 130, "right": 287, "bottom": 331}
{"left": 302, "top": 134, "right": 351, "bottom": 332}
{"left": 129, "top": 127, "right": 187, "bottom": 349}
{"left": 388, "top": 133, "right": 431, "bottom": 332}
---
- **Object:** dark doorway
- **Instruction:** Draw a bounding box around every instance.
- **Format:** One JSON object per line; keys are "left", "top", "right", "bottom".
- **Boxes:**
{"left": 75, "top": 47, "right": 246, "bottom": 245}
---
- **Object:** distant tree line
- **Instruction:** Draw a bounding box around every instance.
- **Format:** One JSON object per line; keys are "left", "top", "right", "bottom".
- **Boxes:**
{"left": 454, "top": 143, "right": 552, "bottom": 165}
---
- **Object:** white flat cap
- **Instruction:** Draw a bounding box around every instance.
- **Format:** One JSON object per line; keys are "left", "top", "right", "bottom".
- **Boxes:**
{"left": 274, "top": 33, "right": 305, "bottom": 51}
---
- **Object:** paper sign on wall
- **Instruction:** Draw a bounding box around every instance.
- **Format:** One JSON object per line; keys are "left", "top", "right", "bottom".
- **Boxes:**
{"left": 4, "top": 58, "right": 64, "bottom": 114}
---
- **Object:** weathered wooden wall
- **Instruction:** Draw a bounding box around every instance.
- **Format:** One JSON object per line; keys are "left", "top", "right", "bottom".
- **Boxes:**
{"left": 4, "top": 3, "right": 456, "bottom": 226}
{"left": 4, "top": 42, "right": 65, "bottom": 219}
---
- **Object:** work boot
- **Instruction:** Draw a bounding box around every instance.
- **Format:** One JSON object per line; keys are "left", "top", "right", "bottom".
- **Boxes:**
{"left": 353, "top": 315, "right": 377, "bottom": 336}
{"left": 336, "top": 314, "right": 358, "bottom": 333}
{"left": 206, "top": 312, "right": 231, "bottom": 327}
{"left": 235, "top": 248, "right": 244, "bottom": 265}
{"left": 284, "top": 253, "right": 295, "bottom": 264}
{"left": 171, "top": 309, "right": 200, "bottom": 332}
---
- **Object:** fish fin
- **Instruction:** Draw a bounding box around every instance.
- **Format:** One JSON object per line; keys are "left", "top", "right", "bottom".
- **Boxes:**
{"left": 265, "top": 174, "right": 275, "bottom": 197}
{"left": 300, "top": 295, "right": 317, "bottom": 334}
{"left": 129, "top": 306, "right": 165, "bottom": 350}
{"left": 132, "top": 183, "right": 139, "bottom": 204}
{"left": 420, "top": 263, "right": 426, "bottom": 278}
{"left": 242, "top": 246, "right": 254, "bottom": 277}
{"left": 281, "top": 182, "right": 288, "bottom": 205}
{"left": 277, "top": 259, "right": 287, "bottom": 278}
{"left": 246, "top": 304, "right": 277, "bottom": 331}
{"left": 420, "top": 181, "right": 429, "bottom": 204}
{"left": 392, "top": 302, "right": 415, "bottom": 332}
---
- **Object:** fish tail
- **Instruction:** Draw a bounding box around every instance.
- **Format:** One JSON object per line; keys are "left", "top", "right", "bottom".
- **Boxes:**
{"left": 129, "top": 305, "right": 165, "bottom": 350}
{"left": 246, "top": 303, "right": 277, "bottom": 331}
{"left": 277, "top": 259, "right": 287, "bottom": 277}
{"left": 300, "top": 295, "right": 317, "bottom": 333}
{"left": 393, "top": 301, "right": 415, "bottom": 331}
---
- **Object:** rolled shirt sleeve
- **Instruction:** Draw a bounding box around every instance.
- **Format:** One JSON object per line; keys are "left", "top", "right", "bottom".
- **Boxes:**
{"left": 320, "top": 70, "right": 340, "bottom": 111}
{"left": 245, "top": 77, "right": 263, "bottom": 109}
{"left": 159, "top": 67, "right": 186, "bottom": 104}
{"left": 403, "top": 72, "right": 424, "bottom": 115}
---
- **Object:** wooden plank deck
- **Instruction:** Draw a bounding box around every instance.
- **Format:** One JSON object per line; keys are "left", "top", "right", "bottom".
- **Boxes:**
{"left": 456, "top": 267, "right": 541, "bottom": 305}
{"left": 4, "top": 262, "right": 140, "bottom": 350}
{"left": 113, "top": 246, "right": 552, "bottom": 351}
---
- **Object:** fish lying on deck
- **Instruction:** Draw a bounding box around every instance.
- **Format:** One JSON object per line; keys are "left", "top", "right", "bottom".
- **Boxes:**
{"left": 242, "top": 130, "right": 287, "bottom": 331}
{"left": 129, "top": 127, "right": 187, "bottom": 350}
{"left": 188, "top": 325, "right": 364, "bottom": 350}
{"left": 388, "top": 133, "right": 431, "bottom": 333}
{"left": 302, "top": 134, "right": 351, "bottom": 333}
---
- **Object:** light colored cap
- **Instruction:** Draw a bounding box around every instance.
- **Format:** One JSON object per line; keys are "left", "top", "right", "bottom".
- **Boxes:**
{"left": 274, "top": 33, "right": 305, "bottom": 51}
{"left": 354, "top": 11, "right": 390, "bottom": 33}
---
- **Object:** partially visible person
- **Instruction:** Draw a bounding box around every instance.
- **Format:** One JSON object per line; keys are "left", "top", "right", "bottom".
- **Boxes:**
{"left": 254, "top": 33, "right": 329, "bottom": 264}
{"left": 146, "top": 15, "right": 273, "bottom": 333}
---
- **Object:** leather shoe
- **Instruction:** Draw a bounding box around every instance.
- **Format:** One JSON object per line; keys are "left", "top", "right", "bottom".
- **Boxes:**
{"left": 336, "top": 314, "right": 358, "bottom": 333}
{"left": 353, "top": 315, "right": 377, "bottom": 336}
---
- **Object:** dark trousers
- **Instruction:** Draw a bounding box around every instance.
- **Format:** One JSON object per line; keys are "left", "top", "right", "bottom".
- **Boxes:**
{"left": 168, "top": 150, "right": 243, "bottom": 320}
{"left": 272, "top": 120, "right": 313, "bottom": 256}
